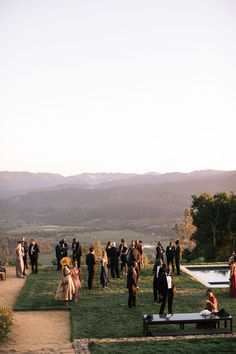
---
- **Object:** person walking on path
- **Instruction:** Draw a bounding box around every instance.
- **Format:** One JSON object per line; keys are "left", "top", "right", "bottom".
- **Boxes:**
{"left": 21, "top": 237, "right": 29, "bottom": 276}
{"left": 15, "top": 241, "right": 24, "bottom": 278}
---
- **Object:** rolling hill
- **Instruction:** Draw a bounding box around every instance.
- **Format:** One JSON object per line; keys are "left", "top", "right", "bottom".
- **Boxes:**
{"left": 0, "top": 170, "right": 235, "bottom": 235}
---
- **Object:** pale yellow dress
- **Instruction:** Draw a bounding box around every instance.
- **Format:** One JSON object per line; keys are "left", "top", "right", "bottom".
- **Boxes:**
{"left": 55, "top": 265, "right": 75, "bottom": 301}
{"left": 16, "top": 243, "right": 24, "bottom": 278}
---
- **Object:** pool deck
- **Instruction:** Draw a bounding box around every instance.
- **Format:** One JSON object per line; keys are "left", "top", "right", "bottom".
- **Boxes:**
{"left": 181, "top": 263, "right": 230, "bottom": 288}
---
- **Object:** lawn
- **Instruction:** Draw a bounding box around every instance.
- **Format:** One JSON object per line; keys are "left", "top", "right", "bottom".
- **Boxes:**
{"left": 14, "top": 264, "right": 236, "bottom": 352}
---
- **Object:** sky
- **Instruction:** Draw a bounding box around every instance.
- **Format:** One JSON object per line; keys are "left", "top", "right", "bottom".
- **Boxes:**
{"left": 0, "top": 0, "right": 235, "bottom": 176}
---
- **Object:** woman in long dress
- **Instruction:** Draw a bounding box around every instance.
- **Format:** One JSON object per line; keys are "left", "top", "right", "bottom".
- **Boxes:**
{"left": 100, "top": 250, "right": 109, "bottom": 288}
{"left": 55, "top": 257, "right": 75, "bottom": 305}
{"left": 71, "top": 261, "right": 81, "bottom": 302}
{"left": 16, "top": 241, "right": 24, "bottom": 278}
{"left": 229, "top": 255, "right": 236, "bottom": 298}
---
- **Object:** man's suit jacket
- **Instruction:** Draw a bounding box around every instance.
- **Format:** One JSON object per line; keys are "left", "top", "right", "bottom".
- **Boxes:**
{"left": 159, "top": 272, "right": 175, "bottom": 296}
{"left": 29, "top": 243, "right": 40, "bottom": 261}
{"left": 86, "top": 252, "right": 96, "bottom": 271}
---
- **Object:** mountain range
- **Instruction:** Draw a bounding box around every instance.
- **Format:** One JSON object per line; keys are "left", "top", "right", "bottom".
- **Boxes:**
{"left": 0, "top": 170, "right": 235, "bottom": 235}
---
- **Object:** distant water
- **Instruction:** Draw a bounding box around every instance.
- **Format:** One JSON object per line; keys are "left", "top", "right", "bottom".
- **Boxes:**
{"left": 144, "top": 244, "right": 155, "bottom": 249}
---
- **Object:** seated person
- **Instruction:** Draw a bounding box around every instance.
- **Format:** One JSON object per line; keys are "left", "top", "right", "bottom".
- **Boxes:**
{"left": 197, "top": 288, "right": 218, "bottom": 329}
{"left": 205, "top": 288, "right": 218, "bottom": 313}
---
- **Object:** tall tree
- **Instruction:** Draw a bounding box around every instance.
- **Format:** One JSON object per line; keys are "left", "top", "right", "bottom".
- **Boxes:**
{"left": 191, "top": 192, "right": 236, "bottom": 261}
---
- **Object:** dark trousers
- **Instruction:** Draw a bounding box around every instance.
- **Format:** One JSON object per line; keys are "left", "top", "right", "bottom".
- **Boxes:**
{"left": 110, "top": 262, "right": 120, "bottom": 278}
{"left": 175, "top": 257, "right": 180, "bottom": 275}
{"left": 128, "top": 289, "right": 136, "bottom": 307}
{"left": 153, "top": 277, "right": 161, "bottom": 302}
{"left": 30, "top": 258, "right": 38, "bottom": 274}
{"left": 56, "top": 257, "right": 62, "bottom": 271}
{"left": 167, "top": 257, "right": 175, "bottom": 272}
{"left": 88, "top": 269, "right": 95, "bottom": 290}
{"left": 159, "top": 289, "right": 174, "bottom": 314}
{"left": 76, "top": 257, "right": 81, "bottom": 269}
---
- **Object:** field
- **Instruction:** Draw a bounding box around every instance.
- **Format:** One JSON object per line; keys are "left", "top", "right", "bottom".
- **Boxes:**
{"left": 14, "top": 263, "right": 236, "bottom": 353}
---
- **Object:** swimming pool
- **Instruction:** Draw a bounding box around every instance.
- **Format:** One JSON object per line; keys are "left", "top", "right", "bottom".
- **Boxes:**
{"left": 182, "top": 264, "right": 230, "bottom": 288}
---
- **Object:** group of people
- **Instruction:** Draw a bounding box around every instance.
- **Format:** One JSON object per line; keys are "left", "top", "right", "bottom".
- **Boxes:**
{"left": 54, "top": 238, "right": 145, "bottom": 307}
{"left": 156, "top": 239, "right": 181, "bottom": 275}
{"left": 15, "top": 237, "right": 40, "bottom": 278}
{"left": 55, "top": 238, "right": 83, "bottom": 271}
{"left": 15, "top": 235, "right": 231, "bottom": 313}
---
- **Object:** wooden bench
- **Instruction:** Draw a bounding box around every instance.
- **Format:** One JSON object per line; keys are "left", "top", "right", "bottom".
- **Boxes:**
{"left": 0, "top": 266, "right": 6, "bottom": 281}
{"left": 143, "top": 313, "right": 233, "bottom": 336}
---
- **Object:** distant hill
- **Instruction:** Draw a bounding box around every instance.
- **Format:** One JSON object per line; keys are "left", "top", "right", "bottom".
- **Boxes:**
{"left": 0, "top": 170, "right": 235, "bottom": 235}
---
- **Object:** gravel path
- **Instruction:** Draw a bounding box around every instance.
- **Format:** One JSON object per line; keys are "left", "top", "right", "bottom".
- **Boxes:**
{"left": 0, "top": 267, "right": 74, "bottom": 354}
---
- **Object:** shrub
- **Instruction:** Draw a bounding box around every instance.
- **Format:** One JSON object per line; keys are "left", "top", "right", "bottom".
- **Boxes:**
{"left": 0, "top": 306, "right": 13, "bottom": 342}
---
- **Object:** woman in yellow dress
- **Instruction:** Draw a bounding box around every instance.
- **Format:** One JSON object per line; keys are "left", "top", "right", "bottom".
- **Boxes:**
{"left": 55, "top": 257, "right": 75, "bottom": 305}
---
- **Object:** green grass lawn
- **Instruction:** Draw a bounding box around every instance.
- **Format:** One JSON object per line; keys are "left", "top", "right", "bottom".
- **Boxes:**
{"left": 14, "top": 264, "right": 236, "bottom": 352}
{"left": 88, "top": 337, "right": 236, "bottom": 353}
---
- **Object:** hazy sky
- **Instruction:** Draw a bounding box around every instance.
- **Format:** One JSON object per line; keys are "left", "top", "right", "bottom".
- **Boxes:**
{"left": 1, "top": 0, "right": 235, "bottom": 176}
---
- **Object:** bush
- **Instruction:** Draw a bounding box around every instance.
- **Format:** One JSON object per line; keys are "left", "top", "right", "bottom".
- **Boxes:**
{"left": 0, "top": 306, "right": 13, "bottom": 342}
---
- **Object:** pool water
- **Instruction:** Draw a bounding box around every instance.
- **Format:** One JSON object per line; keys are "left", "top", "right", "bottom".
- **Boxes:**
{"left": 183, "top": 265, "right": 230, "bottom": 288}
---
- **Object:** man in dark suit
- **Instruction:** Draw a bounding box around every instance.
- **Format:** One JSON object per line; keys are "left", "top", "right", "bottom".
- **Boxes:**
{"left": 127, "top": 261, "right": 139, "bottom": 308}
{"left": 55, "top": 241, "right": 64, "bottom": 271}
{"left": 175, "top": 239, "right": 181, "bottom": 275}
{"left": 109, "top": 242, "right": 120, "bottom": 278}
{"left": 28, "top": 239, "right": 40, "bottom": 274}
{"left": 75, "top": 241, "right": 82, "bottom": 268}
{"left": 86, "top": 247, "right": 96, "bottom": 290}
{"left": 159, "top": 265, "right": 175, "bottom": 316}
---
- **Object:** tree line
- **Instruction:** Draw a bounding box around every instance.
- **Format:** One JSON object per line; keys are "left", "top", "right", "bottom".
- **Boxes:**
{"left": 190, "top": 192, "right": 236, "bottom": 261}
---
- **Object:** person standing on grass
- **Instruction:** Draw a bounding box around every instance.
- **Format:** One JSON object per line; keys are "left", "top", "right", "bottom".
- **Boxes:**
{"left": 71, "top": 261, "right": 81, "bottom": 302}
{"left": 55, "top": 240, "right": 64, "bottom": 271}
{"left": 155, "top": 241, "right": 165, "bottom": 262}
{"left": 127, "top": 261, "right": 139, "bottom": 308}
{"left": 159, "top": 265, "right": 176, "bottom": 317}
{"left": 152, "top": 258, "right": 165, "bottom": 304}
{"left": 229, "top": 255, "right": 236, "bottom": 298}
{"left": 136, "top": 240, "right": 144, "bottom": 271}
{"left": 120, "top": 241, "right": 129, "bottom": 276}
{"left": 100, "top": 250, "right": 109, "bottom": 288}
{"left": 55, "top": 257, "right": 75, "bottom": 306}
{"left": 175, "top": 239, "right": 181, "bottom": 275}
{"left": 166, "top": 241, "right": 175, "bottom": 272}
{"left": 109, "top": 241, "right": 120, "bottom": 278}
{"left": 75, "top": 240, "right": 83, "bottom": 268}
{"left": 28, "top": 239, "right": 40, "bottom": 274}
{"left": 86, "top": 247, "right": 97, "bottom": 290}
